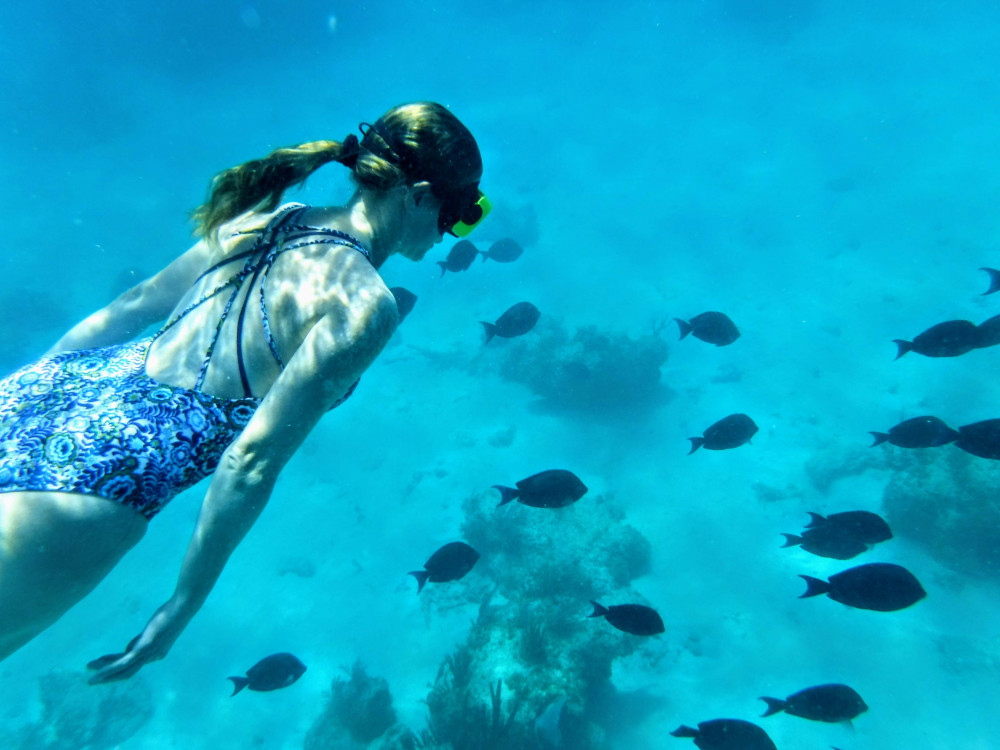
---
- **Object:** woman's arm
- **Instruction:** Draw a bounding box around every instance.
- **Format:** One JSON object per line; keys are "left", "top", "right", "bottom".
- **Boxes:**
{"left": 46, "top": 240, "right": 214, "bottom": 355}
{"left": 87, "top": 282, "right": 399, "bottom": 682}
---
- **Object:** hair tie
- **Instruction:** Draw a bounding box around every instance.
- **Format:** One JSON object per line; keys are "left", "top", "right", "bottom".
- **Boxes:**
{"left": 338, "top": 133, "right": 360, "bottom": 169}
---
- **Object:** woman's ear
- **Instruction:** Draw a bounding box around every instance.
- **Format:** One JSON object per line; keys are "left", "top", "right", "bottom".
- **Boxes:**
{"left": 409, "top": 181, "right": 435, "bottom": 207}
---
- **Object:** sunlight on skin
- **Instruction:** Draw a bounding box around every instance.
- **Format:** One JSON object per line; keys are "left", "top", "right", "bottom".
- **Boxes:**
{"left": 0, "top": 492, "right": 146, "bottom": 660}
{"left": 0, "top": 182, "right": 440, "bottom": 674}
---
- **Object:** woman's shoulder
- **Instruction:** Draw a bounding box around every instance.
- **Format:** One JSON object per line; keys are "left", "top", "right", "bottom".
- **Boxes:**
{"left": 217, "top": 203, "right": 309, "bottom": 238}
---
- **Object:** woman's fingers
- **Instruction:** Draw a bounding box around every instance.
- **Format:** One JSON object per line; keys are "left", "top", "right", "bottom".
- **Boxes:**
{"left": 85, "top": 633, "right": 146, "bottom": 682}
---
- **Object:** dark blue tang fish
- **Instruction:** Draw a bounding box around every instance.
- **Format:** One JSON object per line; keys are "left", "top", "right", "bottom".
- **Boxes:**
{"left": 409, "top": 541, "right": 480, "bottom": 593}
{"left": 228, "top": 652, "right": 307, "bottom": 696}
{"left": 481, "top": 301, "right": 540, "bottom": 343}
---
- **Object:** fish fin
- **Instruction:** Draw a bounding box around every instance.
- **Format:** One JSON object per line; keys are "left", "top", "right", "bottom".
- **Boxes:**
{"left": 674, "top": 318, "right": 693, "bottom": 340}
{"left": 869, "top": 431, "right": 889, "bottom": 446}
{"left": 980, "top": 267, "right": 1000, "bottom": 295}
{"left": 842, "top": 718, "right": 855, "bottom": 731}
{"left": 759, "top": 696, "right": 787, "bottom": 717}
{"left": 493, "top": 485, "right": 519, "bottom": 506}
{"left": 587, "top": 601, "right": 609, "bottom": 619}
{"left": 687, "top": 437, "right": 704, "bottom": 454}
{"left": 798, "top": 574, "right": 831, "bottom": 598}
{"left": 480, "top": 322, "right": 497, "bottom": 344}
{"left": 670, "top": 725, "right": 699, "bottom": 738}
{"left": 780, "top": 533, "right": 802, "bottom": 548}
{"left": 437, "top": 261, "right": 447, "bottom": 277}
{"left": 480, "top": 251, "right": 489, "bottom": 262}
{"left": 805, "top": 512, "right": 826, "bottom": 528}
{"left": 408, "top": 570, "right": 429, "bottom": 593}
{"left": 228, "top": 676, "right": 250, "bottom": 696}
{"left": 892, "top": 339, "right": 912, "bottom": 359}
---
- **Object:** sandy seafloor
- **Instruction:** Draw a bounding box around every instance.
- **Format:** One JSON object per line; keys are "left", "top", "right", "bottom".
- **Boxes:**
{"left": 1, "top": 1, "right": 999, "bottom": 748}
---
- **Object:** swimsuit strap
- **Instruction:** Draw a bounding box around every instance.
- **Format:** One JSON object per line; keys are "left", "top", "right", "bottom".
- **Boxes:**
{"left": 152, "top": 203, "right": 370, "bottom": 396}
{"left": 257, "top": 230, "right": 371, "bottom": 369}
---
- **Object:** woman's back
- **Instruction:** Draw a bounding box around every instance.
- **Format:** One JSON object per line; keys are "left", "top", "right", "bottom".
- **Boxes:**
{"left": 145, "top": 204, "right": 378, "bottom": 400}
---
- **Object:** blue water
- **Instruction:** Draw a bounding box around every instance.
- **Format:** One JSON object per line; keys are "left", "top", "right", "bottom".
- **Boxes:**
{"left": 1, "top": 1, "right": 998, "bottom": 747}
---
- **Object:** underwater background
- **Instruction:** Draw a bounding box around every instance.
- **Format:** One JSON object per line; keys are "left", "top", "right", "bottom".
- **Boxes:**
{"left": 1, "top": 0, "right": 998, "bottom": 747}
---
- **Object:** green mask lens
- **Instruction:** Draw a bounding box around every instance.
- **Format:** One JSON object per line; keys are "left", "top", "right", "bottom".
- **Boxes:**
{"left": 444, "top": 191, "right": 492, "bottom": 237}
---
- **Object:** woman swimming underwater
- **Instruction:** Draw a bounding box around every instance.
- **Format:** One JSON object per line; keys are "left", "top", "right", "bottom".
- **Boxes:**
{"left": 0, "top": 101, "right": 488, "bottom": 681}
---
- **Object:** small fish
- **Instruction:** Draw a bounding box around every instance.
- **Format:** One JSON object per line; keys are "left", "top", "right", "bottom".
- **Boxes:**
{"left": 799, "top": 562, "right": 926, "bottom": 612}
{"left": 437, "top": 240, "right": 479, "bottom": 276}
{"left": 781, "top": 529, "right": 868, "bottom": 560}
{"left": 975, "top": 313, "right": 1000, "bottom": 349}
{"left": 480, "top": 238, "right": 524, "bottom": 263}
{"left": 588, "top": 602, "right": 664, "bottom": 636}
{"left": 674, "top": 311, "right": 740, "bottom": 346}
{"left": 688, "top": 413, "right": 758, "bottom": 453}
{"left": 389, "top": 286, "right": 418, "bottom": 323}
{"left": 893, "top": 319, "right": 980, "bottom": 359}
{"left": 760, "top": 683, "right": 868, "bottom": 724}
{"left": 980, "top": 267, "right": 1000, "bottom": 295}
{"left": 228, "top": 653, "right": 307, "bottom": 696}
{"left": 409, "top": 541, "right": 480, "bottom": 593}
{"left": 804, "top": 510, "right": 892, "bottom": 545}
{"left": 869, "top": 416, "right": 959, "bottom": 448}
{"left": 481, "top": 301, "right": 540, "bottom": 343}
{"left": 955, "top": 418, "right": 1000, "bottom": 459}
{"left": 670, "top": 719, "right": 777, "bottom": 750}
{"left": 494, "top": 469, "right": 588, "bottom": 508}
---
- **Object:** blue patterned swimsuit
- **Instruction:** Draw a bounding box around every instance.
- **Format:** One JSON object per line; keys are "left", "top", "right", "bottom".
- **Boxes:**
{"left": 0, "top": 204, "right": 369, "bottom": 520}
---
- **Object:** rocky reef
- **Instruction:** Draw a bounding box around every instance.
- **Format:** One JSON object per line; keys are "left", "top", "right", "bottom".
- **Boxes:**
{"left": 477, "top": 317, "right": 670, "bottom": 417}
{"left": 0, "top": 670, "right": 153, "bottom": 749}
{"left": 802, "top": 439, "right": 1000, "bottom": 577}
{"left": 301, "top": 488, "right": 658, "bottom": 750}
{"left": 304, "top": 661, "right": 398, "bottom": 750}
{"left": 882, "top": 447, "right": 1000, "bottom": 577}
{"left": 414, "top": 489, "right": 656, "bottom": 750}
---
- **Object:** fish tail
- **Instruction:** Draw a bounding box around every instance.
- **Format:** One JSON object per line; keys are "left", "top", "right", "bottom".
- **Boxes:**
{"left": 480, "top": 322, "right": 497, "bottom": 344}
{"left": 408, "top": 570, "right": 430, "bottom": 593}
{"left": 804, "top": 512, "right": 826, "bottom": 528}
{"left": 980, "top": 267, "right": 1000, "bottom": 295}
{"left": 798, "top": 574, "right": 831, "bottom": 598}
{"left": 437, "top": 262, "right": 447, "bottom": 277}
{"left": 587, "top": 601, "right": 609, "bottom": 619}
{"left": 892, "top": 339, "right": 912, "bottom": 360}
{"left": 228, "top": 676, "right": 250, "bottom": 696}
{"left": 674, "top": 318, "right": 693, "bottom": 340}
{"left": 759, "top": 696, "right": 787, "bottom": 717}
{"left": 669, "top": 725, "right": 699, "bottom": 739}
{"left": 687, "top": 437, "right": 704, "bottom": 454}
{"left": 869, "top": 431, "right": 890, "bottom": 446}
{"left": 493, "top": 485, "right": 519, "bottom": 506}
{"left": 780, "top": 533, "right": 802, "bottom": 548}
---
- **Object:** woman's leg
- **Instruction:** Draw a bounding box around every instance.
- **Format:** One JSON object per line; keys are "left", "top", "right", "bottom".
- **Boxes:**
{"left": 0, "top": 491, "right": 147, "bottom": 661}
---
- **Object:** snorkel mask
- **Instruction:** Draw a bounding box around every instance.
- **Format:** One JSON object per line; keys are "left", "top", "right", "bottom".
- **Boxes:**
{"left": 438, "top": 189, "right": 491, "bottom": 237}
{"left": 359, "top": 121, "right": 490, "bottom": 237}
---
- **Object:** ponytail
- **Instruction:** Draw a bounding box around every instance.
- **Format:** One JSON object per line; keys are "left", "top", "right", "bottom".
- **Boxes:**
{"left": 192, "top": 134, "right": 361, "bottom": 239}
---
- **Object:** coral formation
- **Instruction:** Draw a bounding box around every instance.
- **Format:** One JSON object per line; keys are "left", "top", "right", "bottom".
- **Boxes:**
{"left": 304, "top": 661, "right": 398, "bottom": 750}
{"left": 475, "top": 317, "right": 669, "bottom": 416}
{"left": 0, "top": 670, "right": 153, "bottom": 749}
{"left": 301, "top": 487, "right": 659, "bottom": 750}
{"left": 410, "top": 489, "right": 658, "bottom": 750}
{"left": 882, "top": 448, "right": 1000, "bottom": 577}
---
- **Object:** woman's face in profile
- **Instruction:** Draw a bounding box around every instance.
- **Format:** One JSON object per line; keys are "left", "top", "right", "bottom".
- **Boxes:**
{"left": 397, "top": 188, "right": 445, "bottom": 261}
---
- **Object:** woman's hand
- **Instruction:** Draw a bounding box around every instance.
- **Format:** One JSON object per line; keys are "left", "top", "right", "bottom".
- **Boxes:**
{"left": 86, "top": 597, "right": 192, "bottom": 684}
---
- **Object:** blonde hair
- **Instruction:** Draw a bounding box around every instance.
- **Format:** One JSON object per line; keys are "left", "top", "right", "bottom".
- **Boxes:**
{"left": 192, "top": 102, "right": 482, "bottom": 239}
